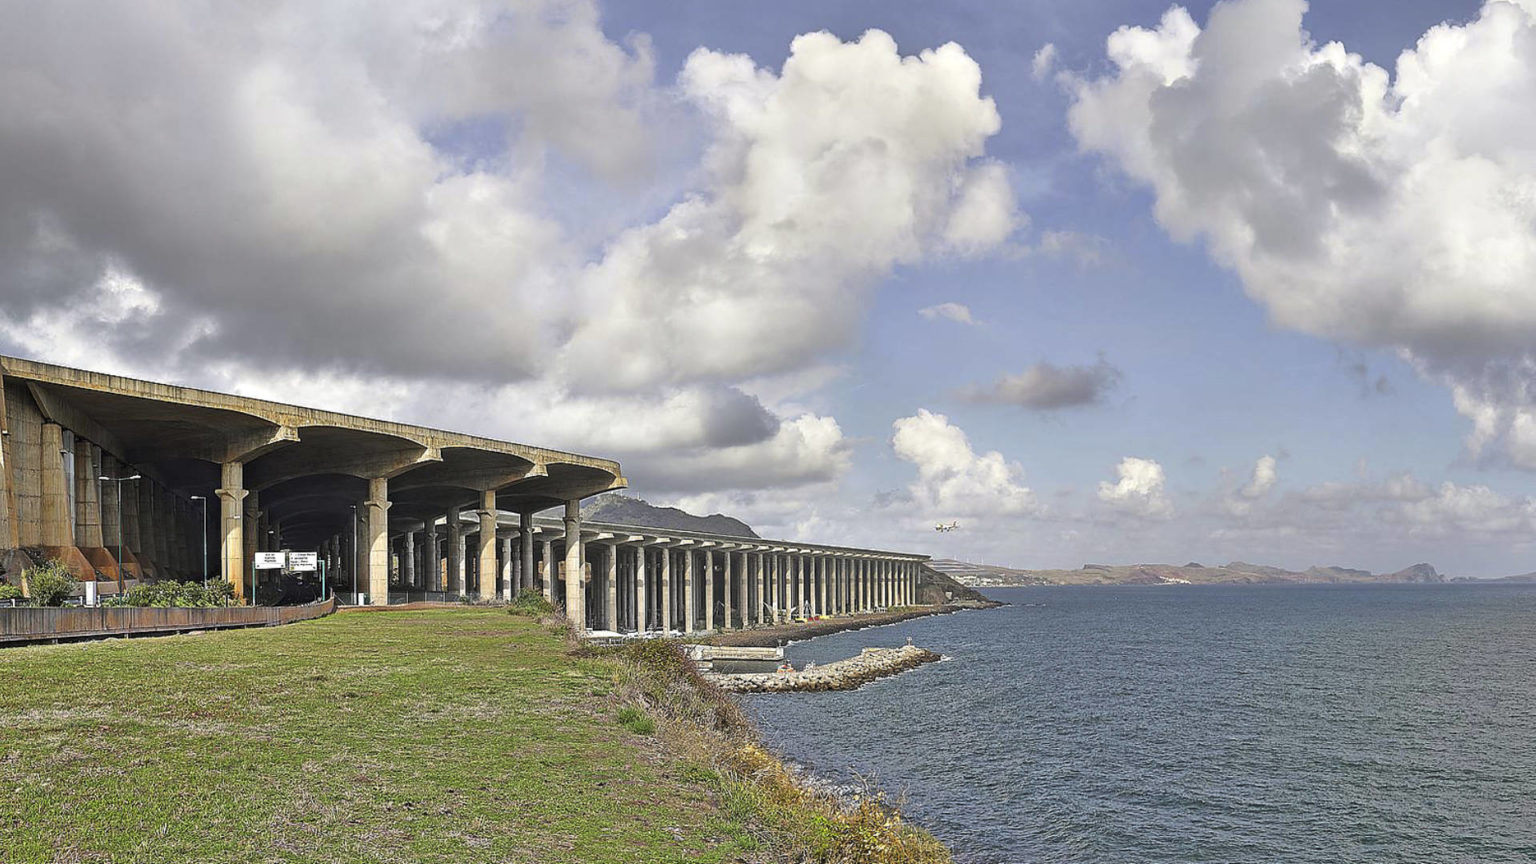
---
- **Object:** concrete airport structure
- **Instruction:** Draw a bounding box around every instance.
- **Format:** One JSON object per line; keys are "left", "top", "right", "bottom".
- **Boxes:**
{"left": 0, "top": 356, "right": 926, "bottom": 633}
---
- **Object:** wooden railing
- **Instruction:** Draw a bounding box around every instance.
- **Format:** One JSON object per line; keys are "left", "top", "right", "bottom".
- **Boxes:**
{"left": 0, "top": 597, "right": 337, "bottom": 645}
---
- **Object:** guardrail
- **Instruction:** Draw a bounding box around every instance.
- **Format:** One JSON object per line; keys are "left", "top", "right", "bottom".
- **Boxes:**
{"left": 0, "top": 597, "right": 337, "bottom": 645}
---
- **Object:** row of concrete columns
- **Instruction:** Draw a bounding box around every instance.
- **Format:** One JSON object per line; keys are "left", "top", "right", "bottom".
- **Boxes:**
{"left": 574, "top": 545, "right": 922, "bottom": 634}
{"left": 329, "top": 503, "right": 924, "bottom": 633}
{"left": 19, "top": 418, "right": 210, "bottom": 585}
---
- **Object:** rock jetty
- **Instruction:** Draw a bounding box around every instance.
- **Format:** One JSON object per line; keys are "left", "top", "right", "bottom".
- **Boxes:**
{"left": 706, "top": 644, "right": 942, "bottom": 693}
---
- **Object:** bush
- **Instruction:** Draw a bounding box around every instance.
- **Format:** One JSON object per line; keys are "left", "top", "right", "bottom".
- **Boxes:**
{"left": 507, "top": 591, "right": 554, "bottom": 618}
{"left": 25, "top": 560, "right": 77, "bottom": 607}
{"left": 616, "top": 706, "right": 656, "bottom": 735}
{"left": 108, "top": 580, "right": 235, "bottom": 608}
{"left": 0, "top": 582, "right": 23, "bottom": 603}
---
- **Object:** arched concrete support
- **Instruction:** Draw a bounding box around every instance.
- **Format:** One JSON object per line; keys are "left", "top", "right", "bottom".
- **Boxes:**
{"left": 365, "top": 477, "right": 390, "bottom": 606}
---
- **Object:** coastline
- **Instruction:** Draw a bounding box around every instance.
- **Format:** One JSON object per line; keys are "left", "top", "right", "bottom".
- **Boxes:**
{"left": 698, "top": 601, "right": 999, "bottom": 648}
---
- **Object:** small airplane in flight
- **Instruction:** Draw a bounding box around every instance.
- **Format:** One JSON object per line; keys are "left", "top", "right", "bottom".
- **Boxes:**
{"left": 934, "top": 521, "right": 959, "bottom": 532}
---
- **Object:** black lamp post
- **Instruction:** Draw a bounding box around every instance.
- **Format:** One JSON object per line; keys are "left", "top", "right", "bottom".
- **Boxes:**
{"left": 189, "top": 495, "right": 207, "bottom": 587}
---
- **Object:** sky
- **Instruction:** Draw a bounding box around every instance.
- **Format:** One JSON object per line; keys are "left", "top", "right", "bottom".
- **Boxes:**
{"left": 4, "top": 0, "right": 1536, "bottom": 576}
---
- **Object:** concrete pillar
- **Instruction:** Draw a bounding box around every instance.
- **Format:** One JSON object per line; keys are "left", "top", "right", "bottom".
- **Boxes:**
{"left": 99, "top": 454, "right": 121, "bottom": 551}
{"left": 562, "top": 500, "right": 583, "bottom": 627}
{"left": 682, "top": 548, "right": 695, "bottom": 633}
{"left": 423, "top": 523, "right": 438, "bottom": 592}
{"left": 855, "top": 558, "right": 864, "bottom": 613}
{"left": 216, "top": 461, "right": 247, "bottom": 602}
{"left": 477, "top": 491, "right": 497, "bottom": 603}
{"left": 403, "top": 529, "right": 416, "bottom": 591}
{"left": 818, "top": 556, "right": 828, "bottom": 617}
{"left": 519, "top": 513, "right": 535, "bottom": 594}
{"left": 74, "top": 442, "right": 102, "bottom": 548}
{"left": 634, "top": 546, "right": 647, "bottom": 633}
{"left": 659, "top": 546, "right": 672, "bottom": 633}
{"left": 721, "top": 550, "right": 733, "bottom": 630}
{"left": 797, "top": 555, "right": 808, "bottom": 619}
{"left": 703, "top": 549, "right": 715, "bottom": 632}
{"left": 734, "top": 552, "right": 746, "bottom": 629}
{"left": 770, "top": 553, "right": 779, "bottom": 623}
{"left": 541, "top": 538, "right": 554, "bottom": 602}
{"left": 500, "top": 532, "right": 513, "bottom": 601}
{"left": 605, "top": 543, "right": 618, "bottom": 632}
{"left": 241, "top": 492, "right": 258, "bottom": 587}
{"left": 365, "top": 477, "right": 390, "bottom": 606}
{"left": 0, "top": 372, "right": 17, "bottom": 552}
{"left": 752, "top": 553, "right": 763, "bottom": 626}
{"left": 39, "top": 423, "right": 71, "bottom": 549}
{"left": 446, "top": 506, "right": 463, "bottom": 597}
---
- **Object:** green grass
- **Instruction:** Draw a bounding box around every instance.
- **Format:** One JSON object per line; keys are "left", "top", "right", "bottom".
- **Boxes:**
{"left": 0, "top": 608, "right": 753, "bottom": 863}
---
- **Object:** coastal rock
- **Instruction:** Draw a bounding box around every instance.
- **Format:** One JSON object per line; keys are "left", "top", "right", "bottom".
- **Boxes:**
{"left": 705, "top": 645, "right": 942, "bottom": 693}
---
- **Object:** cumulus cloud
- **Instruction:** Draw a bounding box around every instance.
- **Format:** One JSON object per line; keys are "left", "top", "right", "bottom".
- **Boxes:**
{"left": 0, "top": 0, "right": 659, "bottom": 382}
{"left": 1097, "top": 456, "right": 1173, "bottom": 519}
{"left": 1240, "top": 455, "right": 1279, "bottom": 499}
{"left": 562, "top": 29, "right": 1019, "bottom": 390}
{"left": 0, "top": 6, "right": 1023, "bottom": 499}
{"left": 959, "top": 357, "right": 1121, "bottom": 410}
{"left": 918, "top": 303, "right": 978, "bottom": 325}
{"left": 891, "top": 409, "right": 1039, "bottom": 517}
{"left": 1031, "top": 43, "right": 1058, "bottom": 81}
{"left": 1223, "top": 469, "right": 1536, "bottom": 547}
{"left": 1068, "top": 0, "right": 1536, "bottom": 468}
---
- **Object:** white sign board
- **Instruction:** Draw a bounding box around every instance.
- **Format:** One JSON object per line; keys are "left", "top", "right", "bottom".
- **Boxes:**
{"left": 253, "top": 551, "right": 287, "bottom": 570}
{"left": 289, "top": 552, "right": 318, "bottom": 572}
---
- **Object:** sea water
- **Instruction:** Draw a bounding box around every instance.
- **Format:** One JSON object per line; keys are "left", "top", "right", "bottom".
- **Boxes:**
{"left": 742, "top": 584, "right": 1536, "bottom": 863}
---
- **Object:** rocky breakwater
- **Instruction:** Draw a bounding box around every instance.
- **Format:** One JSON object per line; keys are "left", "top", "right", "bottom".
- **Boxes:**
{"left": 706, "top": 644, "right": 942, "bottom": 693}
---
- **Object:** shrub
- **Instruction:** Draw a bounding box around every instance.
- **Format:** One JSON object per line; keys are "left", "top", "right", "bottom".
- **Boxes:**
{"left": 507, "top": 591, "right": 554, "bottom": 619}
{"left": 109, "top": 580, "right": 235, "bottom": 608}
{"left": 0, "top": 582, "right": 23, "bottom": 603}
{"left": 25, "top": 560, "right": 77, "bottom": 607}
{"left": 616, "top": 706, "right": 656, "bottom": 735}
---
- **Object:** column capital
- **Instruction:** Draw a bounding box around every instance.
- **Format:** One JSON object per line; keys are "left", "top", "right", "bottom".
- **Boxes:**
{"left": 214, "top": 487, "right": 248, "bottom": 504}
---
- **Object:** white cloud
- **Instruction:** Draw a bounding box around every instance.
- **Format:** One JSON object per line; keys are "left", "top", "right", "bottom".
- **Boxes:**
{"left": 561, "top": 29, "right": 1019, "bottom": 390}
{"left": 1240, "top": 455, "right": 1279, "bottom": 499}
{"left": 1031, "top": 43, "right": 1058, "bottom": 81}
{"left": 891, "top": 409, "right": 1040, "bottom": 517}
{"left": 0, "top": 8, "right": 1025, "bottom": 500}
{"left": 959, "top": 358, "right": 1120, "bottom": 410}
{"left": 918, "top": 302, "right": 978, "bottom": 325}
{"left": 1068, "top": 0, "right": 1536, "bottom": 468}
{"left": 1097, "top": 456, "right": 1173, "bottom": 519}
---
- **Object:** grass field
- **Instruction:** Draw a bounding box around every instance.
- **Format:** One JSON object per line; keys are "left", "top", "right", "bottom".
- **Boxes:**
{"left": 0, "top": 608, "right": 753, "bottom": 863}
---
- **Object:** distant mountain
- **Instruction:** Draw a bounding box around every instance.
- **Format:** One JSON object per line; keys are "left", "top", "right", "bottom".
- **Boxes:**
{"left": 939, "top": 558, "right": 1449, "bottom": 588}
{"left": 580, "top": 493, "right": 758, "bottom": 538}
{"left": 1452, "top": 571, "right": 1536, "bottom": 583}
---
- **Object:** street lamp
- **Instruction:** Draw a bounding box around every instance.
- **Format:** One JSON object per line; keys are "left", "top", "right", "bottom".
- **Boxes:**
{"left": 189, "top": 495, "right": 208, "bottom": 587}
{"left": 99, "top": 473, "right": 142, "bottom": 592}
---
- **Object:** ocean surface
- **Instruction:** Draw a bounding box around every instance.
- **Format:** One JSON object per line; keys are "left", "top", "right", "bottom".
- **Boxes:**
{"left": 743, "top": 584, "right": 1536, "bottom": 864}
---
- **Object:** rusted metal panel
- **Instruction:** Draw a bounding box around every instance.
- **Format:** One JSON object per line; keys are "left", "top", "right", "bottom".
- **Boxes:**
{"left": 0, "top": 597, "right": 336, "bottom": 644}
